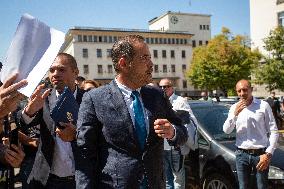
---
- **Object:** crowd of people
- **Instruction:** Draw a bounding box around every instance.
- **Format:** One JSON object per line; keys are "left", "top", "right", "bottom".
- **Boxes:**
{"left": 0, "top": 34, "right": 282, "bottom": 189}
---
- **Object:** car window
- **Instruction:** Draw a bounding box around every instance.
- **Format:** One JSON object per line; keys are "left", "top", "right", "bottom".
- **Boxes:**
{"left": 191, "top": 104, "right": 236, "bottom": 140}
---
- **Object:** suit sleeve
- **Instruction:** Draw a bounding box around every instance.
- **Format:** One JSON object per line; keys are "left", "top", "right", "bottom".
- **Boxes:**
{"left": 75, "top": 92, "right": 100, "bottom": 189}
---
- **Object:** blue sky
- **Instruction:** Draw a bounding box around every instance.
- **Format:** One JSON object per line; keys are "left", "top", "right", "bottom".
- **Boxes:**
{"left": 0, "top": 0, "right": 250, "bottom": 63}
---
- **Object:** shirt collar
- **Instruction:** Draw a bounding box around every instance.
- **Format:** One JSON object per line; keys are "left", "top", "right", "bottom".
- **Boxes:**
{"left": 115, "top": 78, "right": 141, "bottom": 98}
{"left": 55, "top": 86, "right": 78, "bottom": 98}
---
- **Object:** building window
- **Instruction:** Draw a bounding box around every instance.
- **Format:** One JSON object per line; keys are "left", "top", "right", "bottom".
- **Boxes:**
{"left": 98, "top": 65, "right": 103, "bottom": 74}
{"left": 146, "top": 38, "right": 149, "bottom": 43}
{"left": 183, "top": 80, "right": 187, "bottom": 88}
{"left": 150, "top": 38, "right": 154, "bottom": 44}
{"left": 153, "top": 50, "right": 158, "bottom": 58}
{"left": 154, "top": 65, "right": 159, "bottom": 73}
{"left": 114, "top": 36, "right": 117, "bottom": 42}
{"left": 182, "top": 50, "right": 186, "bottom": 58}
{"left": 159, "top": 38, "right": 163, "bottom": 44}
{"left": 163, "top": 65, "right": 167, "bottom": 73}
{"left": 93, "top": 36, "right": 97, "bottom": 42}
{"left": 199, "top": 40, "right": 203, "bottom": 46}
{"left": 182, "top": 64, "right": 187, "bottom": 71}
{"left": 171, "top": 50, "right": 175, "bottom": 58}
{"left": 97, "top": 49, "right": 102, "bottom": 58}
{"left": 83, "top": 35, "right": 87, "bottom": 42}
{"left": 278, "top": 11, "right": 284, "bottom": 26}
{"left": 83, "top": 65, "right": 89, "bottom": 74}
{"left": 107, "top": 65, "right": 113, "bottom": 73}
{"left": 98, "top": 36, "right": 102, "bottom": 42}
{"left": 88, "top": 35, "right": 92, "bottom": 42}
{"left": 172, "top": 38, "right": 175, "bottom": 44}
{"left": 171, "top": 65, "right": 175, "bottom": 73}
{"left": 192, "top": 40, "right": 196, "bottom": 47}
{"left": 154, "top": 38, "right": 158, "bottom": 44}
{"left": 184, "top": 39, "right": 187, "bottom": 44}
{"left": 168, "top": 38, "right": 171, "bottom": 44}
{"left": 205, "top": 41, "right": 209, "bottom": 45}
{"left": 78, "top": 35, "right": 82, "bottom": 42}
{"left": 200, "top": 25, "right": 202, "bottom": 30}
{"left": 163, "top": 38, "right": 167, "bottom": 44}
{"left": 103, "top": 36, "right": 107, "bottom": 42}
{"left": 162, "top": 50, "right": 166, "bottom": 58}
{"left": 203, "top": 25, "right": 206, "bottom": 30}
{"left": 107, "top": 49, "right": 112, "bottom": 58}
{"left": 207, "top": 25, "right": 210, "bottom": 30}
{"left": 277, "top": 0, "right": 284, "bottom": 5}
{"left": 109, "top": 36, "right": 113, "bottom": 43}
{"left": 176, "top": 38, "right": 179, "bottom": 44}
{"left": 82, "top": 48, "right": 88, "bottom": 58}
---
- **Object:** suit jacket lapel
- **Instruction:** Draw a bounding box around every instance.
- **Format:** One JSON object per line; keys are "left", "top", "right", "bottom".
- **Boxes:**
{"left": 109, "top": 80, "right": 140, "bottom": 150}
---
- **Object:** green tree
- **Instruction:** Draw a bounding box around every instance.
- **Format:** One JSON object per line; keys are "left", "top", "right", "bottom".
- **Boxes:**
{"left": 187, "top": 27, "right": 261, "bottom": 96}
{"left": 253, "top": 26, "right": 284, "bottom": 91}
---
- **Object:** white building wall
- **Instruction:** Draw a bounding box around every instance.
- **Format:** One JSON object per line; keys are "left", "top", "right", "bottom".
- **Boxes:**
{"left": 149, "top": 12, "right": 211, "bottom": 46}
{"left": 250, "top": 0, "right": 284, "bottom": 56}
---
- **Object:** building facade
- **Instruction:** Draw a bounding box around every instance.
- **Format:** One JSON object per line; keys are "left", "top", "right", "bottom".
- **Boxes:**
{"left": 62, "top": 11, "right": 211, "bottom": 96}
{"left": 250, "top": 0, "right": 284, "bottom": 97}
{"left": 250, "top": 0, "right": 284, "bottom": 56}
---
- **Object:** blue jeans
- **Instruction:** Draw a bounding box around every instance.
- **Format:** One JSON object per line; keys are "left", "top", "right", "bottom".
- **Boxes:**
{"left": 235, "top": 149, "right": 269, "bottom": 189}
{"left": 164, "top": 149, "right": 185, "bottom": 189}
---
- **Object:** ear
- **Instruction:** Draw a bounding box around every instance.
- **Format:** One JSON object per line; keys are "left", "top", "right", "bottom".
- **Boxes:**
{"left": 118, "top": 57, "right": 127, "bottom": 69}
{"left": 74, "top": 68, "right": 79, "bottom": 76}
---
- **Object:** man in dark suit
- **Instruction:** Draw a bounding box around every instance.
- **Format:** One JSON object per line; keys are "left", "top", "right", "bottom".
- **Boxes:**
{"left": 76, "top": 35, "right": 188, "bottom": 189}
{"left": 20, "top": 53, "right": 84, "bottom": 189}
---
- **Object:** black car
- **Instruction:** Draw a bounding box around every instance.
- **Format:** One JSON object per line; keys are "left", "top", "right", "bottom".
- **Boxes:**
{"left": 184, "top": 101, "right": 284, "bottom": 189}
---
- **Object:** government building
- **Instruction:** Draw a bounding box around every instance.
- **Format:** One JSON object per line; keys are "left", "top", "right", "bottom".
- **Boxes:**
{"left": 61, "top": 11, "right": 211, "bottom": 96}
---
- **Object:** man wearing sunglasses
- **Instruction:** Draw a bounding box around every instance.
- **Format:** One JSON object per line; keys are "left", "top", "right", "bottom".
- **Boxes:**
{"left": 159, "top": 78, "right": 197, "bottom": 189}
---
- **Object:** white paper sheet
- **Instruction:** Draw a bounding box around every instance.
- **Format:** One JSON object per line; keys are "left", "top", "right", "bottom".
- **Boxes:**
{"left": 1, "top": 13, "right": 65, "bottom": 97}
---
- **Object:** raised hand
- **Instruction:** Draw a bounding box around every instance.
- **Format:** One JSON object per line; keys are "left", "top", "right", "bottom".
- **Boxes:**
{"left": 234, "top": 99, "right": 247, "bottom": 116}
{"left": 24, "top": 84, "right": 50, "bottom": 117}
{"left": 0, "top": 73, "right": 27, "bottom": 118}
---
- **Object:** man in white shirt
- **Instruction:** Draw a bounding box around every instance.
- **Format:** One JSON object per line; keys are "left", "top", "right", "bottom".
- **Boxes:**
{"left": 223, "top": 79, "right": 279, "bottom": 189}
{"left": 20, "top": 53, "right": 85, "bottom": 189}
{"left": 159, "top": 78, "right": 197, "bottom": 189}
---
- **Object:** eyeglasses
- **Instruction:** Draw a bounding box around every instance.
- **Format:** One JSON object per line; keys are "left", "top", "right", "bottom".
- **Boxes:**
{"left": 159, "top": 85, "right": 171, "bottom": 89}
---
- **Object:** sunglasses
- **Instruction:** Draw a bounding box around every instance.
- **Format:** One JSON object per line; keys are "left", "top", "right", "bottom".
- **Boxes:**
{"left": 159, "top": 85, "right": 171, "bottom": 89}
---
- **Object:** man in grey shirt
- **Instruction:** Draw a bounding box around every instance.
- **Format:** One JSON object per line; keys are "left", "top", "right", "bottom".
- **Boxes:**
{"left": 223, "top": 79, "right": 279, "bottom": 189}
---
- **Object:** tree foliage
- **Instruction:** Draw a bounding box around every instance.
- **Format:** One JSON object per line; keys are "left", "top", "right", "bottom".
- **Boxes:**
{"left": 187, "top": 27, "right": 261, "bottom": 96}
{"left": 253, "top": 26, "right": 284, "bottom": 91}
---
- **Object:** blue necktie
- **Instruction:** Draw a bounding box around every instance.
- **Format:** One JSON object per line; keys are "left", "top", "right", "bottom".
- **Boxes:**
{"left": 131, "top": 91, "right": 147, "bottom": 149}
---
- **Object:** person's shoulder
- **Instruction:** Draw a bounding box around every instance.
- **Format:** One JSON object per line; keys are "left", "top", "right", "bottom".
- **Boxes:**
{"left": 258, "top": 98, "right": 271, "bottom": 107}
{"left": 142, "top": 85, "right": 164, "bottom": 96}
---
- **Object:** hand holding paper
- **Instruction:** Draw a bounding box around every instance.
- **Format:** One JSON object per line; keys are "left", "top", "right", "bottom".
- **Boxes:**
{"left": 1, "top": 14, "right": 65, "bottom": 97}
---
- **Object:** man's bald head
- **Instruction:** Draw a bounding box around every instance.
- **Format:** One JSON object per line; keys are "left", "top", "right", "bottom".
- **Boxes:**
{"left": 236, "top": 79, "right": 253, "bottom": 102}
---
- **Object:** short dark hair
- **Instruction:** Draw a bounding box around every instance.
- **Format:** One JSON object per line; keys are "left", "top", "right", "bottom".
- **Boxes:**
{"left": 57, "top": 53, "right": 78, "bottom": 70}
{"left": 111, "top": 35, "right": 145, "bottom": 72}
{"left": 0, "top": 62, "right": 2, "bottom": 69}
{"left": 76, "top": 76, "right": 86, "bottom": 82}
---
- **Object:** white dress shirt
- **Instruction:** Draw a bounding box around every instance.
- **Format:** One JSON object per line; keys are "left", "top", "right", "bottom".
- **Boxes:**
{"left": 115, "top": 79, "right": 150, "bottom": 135}
{"left": 164, "top": 93, "right": 198, "bottom": 153}
{"left": 223, "top": 97, "right": 279, "bottom": 154}
{"left": 22, "top": 88, "right": 77, "bottom": 177}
